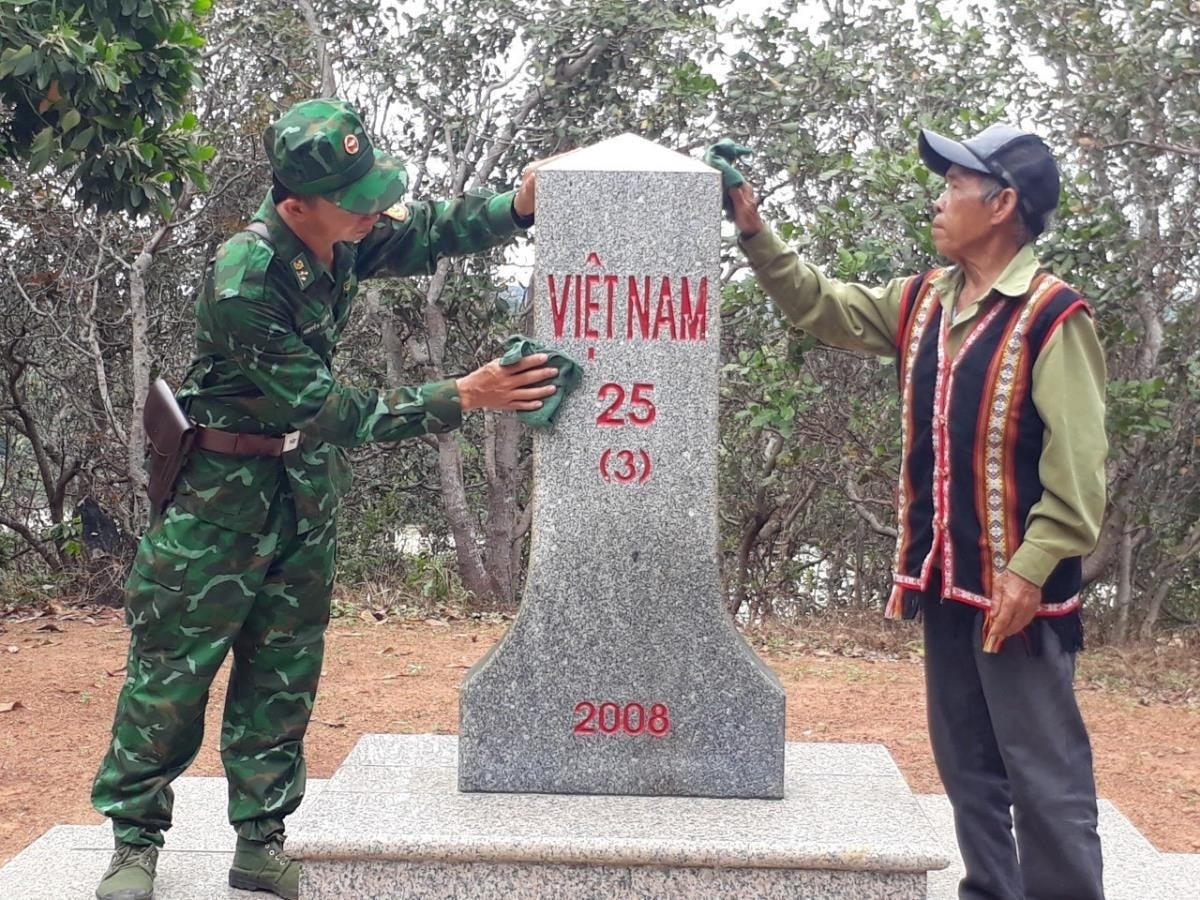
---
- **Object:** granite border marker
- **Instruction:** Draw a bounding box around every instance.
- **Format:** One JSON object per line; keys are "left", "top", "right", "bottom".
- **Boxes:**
{"left": 458, "top": 134, "right": 786, "bottom": 798}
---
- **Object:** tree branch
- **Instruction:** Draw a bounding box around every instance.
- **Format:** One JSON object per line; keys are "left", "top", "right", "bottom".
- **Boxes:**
{"left": 0, "top": 514, "right": 61, "bottom": 570}
{"left": 844, "top": 476, "right": 898, "bottom": 539}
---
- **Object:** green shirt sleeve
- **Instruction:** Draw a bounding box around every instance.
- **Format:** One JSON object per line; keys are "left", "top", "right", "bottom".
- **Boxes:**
{"left": 739, "top": 227, "right": 907, "bottom": 357}
{"left": 355, "top": 189, "right": 526, "bottom": 280}
{"left": 208, "top": 290, "right": 463, "bottom": 447}
{"left": 1006, "top": 312, "right": 1109, "bottom": 586}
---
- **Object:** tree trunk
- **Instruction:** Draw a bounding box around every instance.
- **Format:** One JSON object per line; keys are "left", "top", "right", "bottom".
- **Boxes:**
{"left": 436, "top": 433, "right": 496, "bottom": 602}
{"left": 1112, "top": 528, "right": 1135, "bottom": 644}
{"left": 128, "top": 202, "right": 187, "bottom": 525}
{"left": 1137, "top": 515, "right": 1200, "bottom": 640}
{"left": 483, "top": 411, "right": 522, "bottom": 607}
{"left": 1138, "top": 578, "right": 1171, "bottom": 642}
{"left": 729, "top": 513, "right": 768, "bottom": 620}
{"left": 420, "top": 261, "right": 498, "bottom": 603}
{"left": 128, "top": 248, "right": 152, "bottom": 523}
{"left": 298, "top": 0, "right": 337, "bottom": 96}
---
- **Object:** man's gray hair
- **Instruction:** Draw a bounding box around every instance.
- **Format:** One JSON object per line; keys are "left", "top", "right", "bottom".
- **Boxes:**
{"left": 981, "top": 174, "right": 1038, "bottom": 242}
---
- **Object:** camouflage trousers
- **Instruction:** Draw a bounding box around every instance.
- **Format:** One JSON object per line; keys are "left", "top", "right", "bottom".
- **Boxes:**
{"left": 91, "top": 491, "right": 336, "bottom": 848}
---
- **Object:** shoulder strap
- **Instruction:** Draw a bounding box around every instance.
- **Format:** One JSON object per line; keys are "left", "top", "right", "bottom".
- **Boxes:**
{"left": 244, "top": 220, "right": 273, "bottom": 244}
{"left": 211, "top": 224, "right": 276, "bottom": 301}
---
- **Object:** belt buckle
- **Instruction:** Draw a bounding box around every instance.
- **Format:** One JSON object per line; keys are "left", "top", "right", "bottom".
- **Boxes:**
{"left": 281, "top": 432, "right": 300, "bottom": 453}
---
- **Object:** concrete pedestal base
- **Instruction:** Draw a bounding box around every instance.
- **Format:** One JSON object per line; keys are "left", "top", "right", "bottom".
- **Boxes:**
{"left": 288, "top": 735, "right": 948, "bottom": 899}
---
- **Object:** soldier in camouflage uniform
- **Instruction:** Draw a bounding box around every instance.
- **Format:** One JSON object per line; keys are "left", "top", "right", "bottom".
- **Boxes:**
{"left": 91, "top": 99, "right": 557, "bottom": 900}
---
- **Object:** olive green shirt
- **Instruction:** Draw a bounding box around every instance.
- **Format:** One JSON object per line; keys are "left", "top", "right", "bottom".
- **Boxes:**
{"left": 740, "top": 228, "right": 1108, "bottom": 588}
{"left": 175, "top": 189, "right": 529, "bottom": 535}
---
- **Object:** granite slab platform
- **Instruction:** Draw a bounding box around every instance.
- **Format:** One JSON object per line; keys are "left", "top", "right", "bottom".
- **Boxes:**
{"left": 4, "top": 768, "right": 1195, "bottom": 898}
{"left": 0, "top": 778, "right": 326, "bottom": 900}
{"left": 289, "top": 734, "right": 948, "bottom": 898}
{"left": 916, "top": 792, "right": 1193, "bottom": 900}
{"left": 1156, "top": 853, "right": 1200, "bottom": 900}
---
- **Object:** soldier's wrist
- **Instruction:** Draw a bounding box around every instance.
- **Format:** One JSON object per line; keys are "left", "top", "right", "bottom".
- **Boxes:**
{"left": 455, "top": 375, "right": 479, "bottom": 412}
{"left": 511, "top": 197, "right": 535, "bottom": 228}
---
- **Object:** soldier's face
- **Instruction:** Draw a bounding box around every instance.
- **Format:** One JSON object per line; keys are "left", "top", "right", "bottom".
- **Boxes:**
{"left": 285, "top": 196, "right": 381, "bottom": 245}
{"left": 311, "top": 197, "right": 381, "bottom": 243}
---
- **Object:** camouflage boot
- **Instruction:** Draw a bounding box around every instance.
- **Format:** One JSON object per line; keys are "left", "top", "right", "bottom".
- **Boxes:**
{"left": 228, "top": 836, "right": 299, "bottom": 899}
{"left": 96, "top": 842, "right": 157, "bottom": 900}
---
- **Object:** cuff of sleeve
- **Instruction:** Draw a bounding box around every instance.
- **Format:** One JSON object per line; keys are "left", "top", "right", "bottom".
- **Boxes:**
{"left": 1006, "top": 542, "right": 1059, "bottom": 588}
{"left": 487, "top": 191, "right": 531, "bottom": 232}
{"left": 739, "top": 227, "right": 786, "bottom": 269}
{"left": 423, "top": 378, "right": 463, "bottom": 433}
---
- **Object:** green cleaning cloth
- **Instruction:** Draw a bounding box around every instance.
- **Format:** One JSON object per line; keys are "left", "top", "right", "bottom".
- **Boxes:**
{"left": 702, "top": 138, "right": 753, "bottom": 218}
{"left": 499, "top": 334, "right": 583, "bottom": 428}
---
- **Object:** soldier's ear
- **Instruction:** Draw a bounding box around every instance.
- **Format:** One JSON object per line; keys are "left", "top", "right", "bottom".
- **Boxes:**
{"left": 279, "top": 196, "right": 311, "bottom": 220}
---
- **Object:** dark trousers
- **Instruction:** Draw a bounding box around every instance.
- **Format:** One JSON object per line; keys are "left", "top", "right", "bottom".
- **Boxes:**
{"left": 923, "top": 591, "right": 1105, "bottom": 900}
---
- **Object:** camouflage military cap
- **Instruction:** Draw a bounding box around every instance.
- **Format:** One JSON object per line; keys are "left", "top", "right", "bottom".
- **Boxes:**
{"left": 263, "top": 98, "right": 409, "bottom": 215}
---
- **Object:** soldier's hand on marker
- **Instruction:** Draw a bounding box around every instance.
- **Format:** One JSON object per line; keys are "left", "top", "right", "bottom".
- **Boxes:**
{"left": 513, "top": 151, "right": 579, "bottom": 219}
{"left": 982, "top": 568, "right": 1042, "bottom": 652}
{"left": 729, "top": 183, "right": 765, "bottom": 239}
{"left": 513, "top": 157, "right": 554, "bottom": 219}
{"left": 457, "top": 353, "right": 558, "bottom": 412}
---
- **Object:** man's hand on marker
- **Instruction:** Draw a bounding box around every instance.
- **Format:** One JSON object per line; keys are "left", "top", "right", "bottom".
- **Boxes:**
{"left": 728, "top": 183, "right": 765, "bottom": 239}
{"left": 702, "top": 138, "right": 753, "bottom": 218}
{"left": 457, "top": 353, "right": 558, "bottom": 412}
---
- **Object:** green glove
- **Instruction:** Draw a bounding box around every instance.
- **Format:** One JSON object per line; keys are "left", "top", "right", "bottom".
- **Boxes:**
{"left": 702, "top": 138, "right": 753, "bottom": 218}
{"left": 498, "top": 334, "right": 583, "bottom": 428}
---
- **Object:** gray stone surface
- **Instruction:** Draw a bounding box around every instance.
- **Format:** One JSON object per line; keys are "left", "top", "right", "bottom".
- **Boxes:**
{"left": 916, "top": 794, "right": 1179, "bottom": 900}
{"left": 342, "top": 732, "right": 458, "bottom": 767}
{"left": 301, "top": 860, "right": 927, "bottom": 899}
{"left": 290, "top": 736, "right": 948, "bottom": 880}
{"left": 10, "top": 763, "right": 1194, "bottom": 899}
{"left": 0, "top": 777, "right": 326, "bottom": 899}
{"left": 0, "top": 842, "right": 239, "bottom": 900}
{"left": 1156, "top": 853, "right": 1200, "bottom": 900}
{"left": 459, "top": 133, "right": 785, "bottom": 798}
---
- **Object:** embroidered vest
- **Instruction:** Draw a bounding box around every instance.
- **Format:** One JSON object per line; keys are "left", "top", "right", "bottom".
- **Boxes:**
{"left": 884, "top": 268, "right": 1091, "bottom": 645}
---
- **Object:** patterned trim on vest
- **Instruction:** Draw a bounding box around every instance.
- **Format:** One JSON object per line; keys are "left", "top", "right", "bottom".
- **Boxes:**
{"left": 936, "top": 299, "right": 1007, "bottom": 601}
{"left": 891, "top": 268, "right": 943, "bottom": 590}
{"left": 885, "top": 269, "right": 1085, "bottom": 619}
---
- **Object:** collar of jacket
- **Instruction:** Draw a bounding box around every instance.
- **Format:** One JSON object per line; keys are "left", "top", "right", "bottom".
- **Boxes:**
{"left": 252, "top": 191, "right": 335, "bottom": 291}
{"left": 931, "top": 243, "right": 1041, "bottom": 306}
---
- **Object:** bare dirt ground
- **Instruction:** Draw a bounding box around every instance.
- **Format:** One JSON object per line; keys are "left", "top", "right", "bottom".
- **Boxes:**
{"left": 1, "top": 608, "right": 1197, "bottom": 866}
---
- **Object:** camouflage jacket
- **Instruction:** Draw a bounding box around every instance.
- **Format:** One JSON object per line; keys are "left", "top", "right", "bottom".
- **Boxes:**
{"left": 175, "top": 188, "right": 529, "bottom": 534}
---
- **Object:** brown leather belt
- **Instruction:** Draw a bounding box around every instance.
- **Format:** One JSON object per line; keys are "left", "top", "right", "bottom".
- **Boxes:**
{"left": 195, "top": 426, "right": 300, "bottom": 457}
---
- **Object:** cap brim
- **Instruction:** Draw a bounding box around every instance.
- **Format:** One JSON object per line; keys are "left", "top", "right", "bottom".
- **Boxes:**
{"left": 323, "top": 148, "right": 409, "bottom": 215}
{"left": 918, "top": 129, "right": 990, "bottom": 177}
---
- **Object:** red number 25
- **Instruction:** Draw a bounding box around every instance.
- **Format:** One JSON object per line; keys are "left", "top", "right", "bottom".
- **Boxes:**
{"left": 597, "top": 383, "right": 656, "bottom": 427}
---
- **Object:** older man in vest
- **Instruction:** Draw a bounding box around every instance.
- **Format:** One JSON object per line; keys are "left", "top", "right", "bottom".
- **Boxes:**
{"left": 721, "top": 126, "right": 1107, "bottom": 899}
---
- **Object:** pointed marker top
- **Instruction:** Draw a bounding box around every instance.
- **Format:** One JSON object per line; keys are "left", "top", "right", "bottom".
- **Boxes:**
{"left": 540, "top": 134, "right": 717, "bottom": 175}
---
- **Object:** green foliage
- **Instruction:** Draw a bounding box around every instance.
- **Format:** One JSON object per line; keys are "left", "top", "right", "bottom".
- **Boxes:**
{"left": 1, "top": 0, "right": 1197, "bottom": 640}
{"left": 727, "top": 346, "right": 823, "bottom": 442}
{"left": 0, "top": 0, "right": 212, "bottom": 215}
{"left": 1107, "top": 378, "right": 1173, "bottom": 446}
{"left": 45, "top": 515, "right": 83, "bottom": 558}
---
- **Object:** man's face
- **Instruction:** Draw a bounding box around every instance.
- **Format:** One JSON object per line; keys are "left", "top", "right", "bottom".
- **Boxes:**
{"left": 930, "top": 165, "right": 1005, "bottom": 260}
{"left": 288, "top": 195, "right": 381, "bottom": 246}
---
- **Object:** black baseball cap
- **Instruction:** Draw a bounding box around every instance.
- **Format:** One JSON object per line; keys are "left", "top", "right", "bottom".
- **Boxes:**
{"left": 918, "top": 124, "right": 1061, "bottom": 236}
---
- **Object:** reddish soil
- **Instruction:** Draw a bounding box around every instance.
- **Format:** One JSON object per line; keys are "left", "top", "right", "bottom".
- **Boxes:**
{"left": 1, "top": 611, "right": 1197, "bottom": 865}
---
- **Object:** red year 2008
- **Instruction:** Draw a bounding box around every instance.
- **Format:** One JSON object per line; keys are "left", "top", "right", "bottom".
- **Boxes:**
{"left": 572, "top": 701, "right": 671, "bottom": 737}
